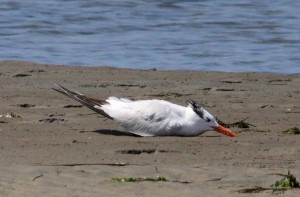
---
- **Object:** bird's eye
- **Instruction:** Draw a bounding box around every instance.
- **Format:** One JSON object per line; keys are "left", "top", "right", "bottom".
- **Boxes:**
{"left": 205, "top": 118, "right": 211, "bottom": 122}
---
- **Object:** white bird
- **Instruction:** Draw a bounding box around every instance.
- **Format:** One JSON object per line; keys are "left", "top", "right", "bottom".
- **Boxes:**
{"left": 52, "top": 84, "right": 236, "bottom": 137}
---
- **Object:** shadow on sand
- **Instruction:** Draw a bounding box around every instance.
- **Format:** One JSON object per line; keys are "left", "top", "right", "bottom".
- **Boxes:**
{"left": 91, "top": 130, "right": 221, "bottom": 138}
{"left": 91, "top": 129, "right": 141, "bottom": 137}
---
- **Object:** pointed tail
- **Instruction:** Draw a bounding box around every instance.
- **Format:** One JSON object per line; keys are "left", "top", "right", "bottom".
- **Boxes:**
{"left": 52, "top": 84, "right": 113, "bottom": 120}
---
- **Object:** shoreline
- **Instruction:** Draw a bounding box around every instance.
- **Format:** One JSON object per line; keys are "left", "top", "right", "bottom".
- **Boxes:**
{"left": 2, "top": 60, "right": 299, "bottom": 75}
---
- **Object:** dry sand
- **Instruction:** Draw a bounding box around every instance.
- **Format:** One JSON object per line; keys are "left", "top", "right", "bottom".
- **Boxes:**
{"left": 0, "top": 61, "right": 299, "bottom": 196}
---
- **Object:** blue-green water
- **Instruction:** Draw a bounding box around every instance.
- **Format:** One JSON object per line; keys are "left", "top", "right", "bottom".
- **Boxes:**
{"left": 1, "top": 0, "right": 300, "bottom": 73}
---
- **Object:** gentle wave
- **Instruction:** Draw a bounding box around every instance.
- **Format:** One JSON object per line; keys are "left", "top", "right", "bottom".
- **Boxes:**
{"left": 0, "top": 0, "right": 300, "bottom": 73}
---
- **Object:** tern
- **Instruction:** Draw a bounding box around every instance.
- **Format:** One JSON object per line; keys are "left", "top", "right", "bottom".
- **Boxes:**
{"left": 52, "top": 84, "right": 236, "bottom": 137}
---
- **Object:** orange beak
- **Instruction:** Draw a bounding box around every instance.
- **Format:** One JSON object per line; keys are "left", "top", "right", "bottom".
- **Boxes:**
{"left": 212, "top": 125, "right": 237, "bottom": 137}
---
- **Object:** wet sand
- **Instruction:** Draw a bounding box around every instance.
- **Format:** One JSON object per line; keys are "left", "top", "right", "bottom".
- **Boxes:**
{"left": 0, "top": 61, "right": 299, "bottom": 196}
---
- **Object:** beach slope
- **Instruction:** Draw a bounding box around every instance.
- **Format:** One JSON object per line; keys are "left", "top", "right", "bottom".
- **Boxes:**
{"left": 0, "top": 61, "right": 299, "bottom": 196}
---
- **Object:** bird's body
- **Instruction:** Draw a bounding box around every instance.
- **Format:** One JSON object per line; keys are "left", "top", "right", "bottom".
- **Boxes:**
{"left": 103, "top": 98, "right": 203, "bottom": 136}
{"left": 53, "top": 84, "right": 236, "bottom": 137}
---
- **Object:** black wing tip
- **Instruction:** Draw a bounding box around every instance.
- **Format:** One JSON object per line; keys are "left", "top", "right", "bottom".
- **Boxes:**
{"left": 51, "top": 83, "right": 114, "bottom": 120}
{"left": 187, "top": 99, "right": 200, "bottom": 107}
{"left": 52, "top": 85, "right": 62, "bottom": 92}
{"left": 52, "top": 83, "right": 78, "bottom": 98}
{"left": 52, "top": 83, "right": 68, "bottom": 92}
{"left": 52, "top": 83, "right": 64, "bottom": 92}
{"left": 52, "top": 83, "right": 61, "bottom": 89}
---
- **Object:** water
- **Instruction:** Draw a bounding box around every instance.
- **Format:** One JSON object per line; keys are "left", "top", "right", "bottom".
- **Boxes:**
{"left": 1, "top": 0, "right": 300, "bottom": 74}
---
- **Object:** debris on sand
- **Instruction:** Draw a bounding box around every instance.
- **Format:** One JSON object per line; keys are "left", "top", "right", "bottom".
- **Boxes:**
{"left": 216, "top": 118, "right": 255, "bottom": 128}
{"left": 63, "top": 104, "right": 83, "bottom": 108}
{"left": 116, "top": 149, "right": 156, "bottom": 154}
{"left": 18, "top": 104, "right": 36, "bottom": 108}
{"left": 237, "top": 171, "right": 299, "bottom": 194}
{"left": 13, "top": 73, "right": 31, "bottom": 77}
{"left": 39, "top": 118, "right": 65, "bottom": 123}
{"left": 282, "top": 127, "right": 300, "bottom": 135}
{"left": 112, "top": 176, "right": 167, "bottom": 183}
{"left": 32, "top": 174, "right": 43, "bottom": 181}
{"left": 272, "top": 171, "right": 299, "bottom": 188}
{"left": 0, "top": 112, "right": 21, "bottom": 118}
{"left": 111, "top": 176, "right": 190, "bottom": 184}
{"left": 237, "top": 187, "right": 287, "bottom": 194}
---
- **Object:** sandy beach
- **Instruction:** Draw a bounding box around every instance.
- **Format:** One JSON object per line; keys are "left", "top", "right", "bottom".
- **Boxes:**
{"left": 0, "top": 61, "right": 299, "bottom": 196}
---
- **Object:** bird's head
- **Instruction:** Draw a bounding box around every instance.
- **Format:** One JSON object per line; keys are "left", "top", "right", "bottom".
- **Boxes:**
{"left": 188, "top": 100, "right": 236, "bottom": 137}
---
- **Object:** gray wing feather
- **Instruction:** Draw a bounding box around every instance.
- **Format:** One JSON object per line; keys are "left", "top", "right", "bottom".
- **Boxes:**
{"left": 52, "top": 84, "right": 113, "bottom": 120}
